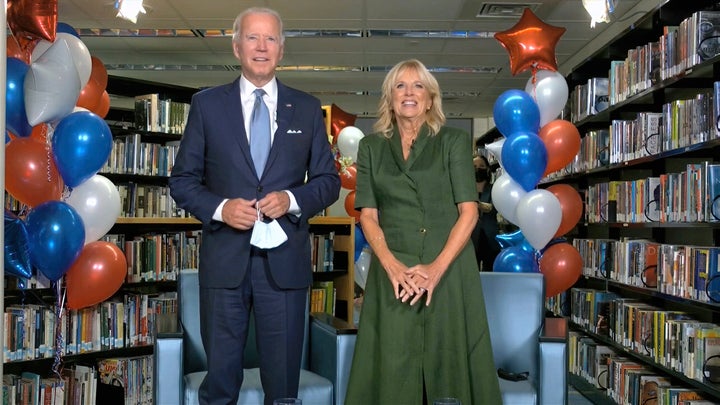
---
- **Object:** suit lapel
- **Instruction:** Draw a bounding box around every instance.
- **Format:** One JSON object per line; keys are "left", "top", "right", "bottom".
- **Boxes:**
{"left": 223, "top": 78, "right": 254, "bottom": 172}
{"left": 405, "top": 124, "right": 429, "bottom": 169}
{"left": 264, "top": 80, "right": 294, "bottom": 175}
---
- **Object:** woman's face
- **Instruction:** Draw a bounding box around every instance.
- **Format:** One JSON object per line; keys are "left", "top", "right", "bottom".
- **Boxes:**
{"left": 391, "top": 68, "right": 431, "bottom": 121}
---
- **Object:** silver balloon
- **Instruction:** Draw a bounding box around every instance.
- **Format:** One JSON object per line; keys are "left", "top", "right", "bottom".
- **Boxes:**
{"left": 24, "top": 40, "right": 82, "bottom": 126}
{"left": 491, "top": 173, "right": 526, "bottom": 225}
{"left": 66, "top": 174, "right": 122, "bottom": 244}
{"left": 525, "top": 69, "right": 569, "bottom": 128}
{"left": 515, "top": 189, "right": 562, "bottom": 250}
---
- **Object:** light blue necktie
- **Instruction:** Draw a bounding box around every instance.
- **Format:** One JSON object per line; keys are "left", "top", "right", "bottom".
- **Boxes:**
{"left": 250, "top": 88, "right": 271, "bottom": 176}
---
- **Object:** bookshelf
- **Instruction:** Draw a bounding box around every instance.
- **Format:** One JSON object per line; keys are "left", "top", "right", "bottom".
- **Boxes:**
{"left": 554, "top": 0, "right": 720, "bottom": 402}
{"left": 309, "top": 216, "right": 356, "bottom": 323}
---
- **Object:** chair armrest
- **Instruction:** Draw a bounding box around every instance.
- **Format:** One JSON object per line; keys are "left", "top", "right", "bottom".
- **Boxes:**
{"left": 310, "top": 313, "right": 358, "bottom": 405}
{"left": 154, "top": 315, "right": 184, "bottom": 405}
{"left": 538, "top": 317, "right": 568, "bottom": 405}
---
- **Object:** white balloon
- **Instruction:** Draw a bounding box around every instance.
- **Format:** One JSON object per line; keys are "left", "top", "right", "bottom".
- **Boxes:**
{"left": 31, "top": 33, "right": 92, "bottom": 90}
{"left": 66, "top": 174, "right": 122, "bottom": 244}
{"left": 24, "top": 40, "right": 82, "bottom": 126}
{"left": 525, "top": 69, "right": 569, "bottom": 127}
{"left": 516, "top": 189, "right": 562, "bottom": 250}
{"left": 354, "top": 246, "right": 372, "bottom": 289}
{"left": 491, "top": 173, "right": 526, "bottom": 225}
{"left": 484, "top": 138, "right": 505, "bottom": 169}
{"left": 337, "top": 126, "right": 365, "bottom": 162}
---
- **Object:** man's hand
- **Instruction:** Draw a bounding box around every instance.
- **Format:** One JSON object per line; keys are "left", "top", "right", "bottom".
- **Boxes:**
{"left": 222, "top": 198, "right": 257, "bottom": 230}
{"left": 258, "top": 191, "right": 290, "bottom": 219}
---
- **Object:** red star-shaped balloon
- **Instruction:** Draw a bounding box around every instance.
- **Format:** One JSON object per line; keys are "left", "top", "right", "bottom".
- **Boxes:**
{"left": 7, "top": 0, "right": 58, "bottom": 42}
{"left": 494, "top": 8, "right": 566, "bottom": 76}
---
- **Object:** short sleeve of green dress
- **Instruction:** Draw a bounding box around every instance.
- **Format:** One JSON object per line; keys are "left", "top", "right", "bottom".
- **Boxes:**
{"left": 345, "top": 125, "right": 502, "bottom": 405}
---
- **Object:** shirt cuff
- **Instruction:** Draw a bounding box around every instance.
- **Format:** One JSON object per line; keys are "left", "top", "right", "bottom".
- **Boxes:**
{"left": 213, "top": 199, "right": 228, "bottom": 222}
{"left": 285, "top": 190, "right": 301, "bottom": 217}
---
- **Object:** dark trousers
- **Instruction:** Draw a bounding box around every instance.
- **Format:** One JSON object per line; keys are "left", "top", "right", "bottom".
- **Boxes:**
{"left": 198, "top": 253, "right": 307, "bottom": 405}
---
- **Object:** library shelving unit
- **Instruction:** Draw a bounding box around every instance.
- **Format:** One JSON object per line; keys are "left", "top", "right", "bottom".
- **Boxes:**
{"left": 552, "top": 0, "right": 720, "bottom": 402}
{"left": 308, "top": 215, "right": 356, "bottom": 323}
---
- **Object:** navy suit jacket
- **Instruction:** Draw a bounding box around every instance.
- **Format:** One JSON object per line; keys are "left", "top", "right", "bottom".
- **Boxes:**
{"left": 169, "top": 77, "right": 340, "bottom": 290}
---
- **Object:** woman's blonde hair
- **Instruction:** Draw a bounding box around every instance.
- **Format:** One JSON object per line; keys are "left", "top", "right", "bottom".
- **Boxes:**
{"left": 373, "top": 59, "right": 445, "bottom": 137}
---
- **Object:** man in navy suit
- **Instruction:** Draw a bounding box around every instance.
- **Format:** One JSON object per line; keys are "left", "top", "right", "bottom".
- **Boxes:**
{"left": 169, "top": 7, "right": 340, "bottom": 404}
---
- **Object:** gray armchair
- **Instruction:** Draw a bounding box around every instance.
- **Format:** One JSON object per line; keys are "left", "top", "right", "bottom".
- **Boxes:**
{"left": 153, "top": 269, "right": 357, "bottom": 405}
{"left": 479, "top": 272, "right": 568, "bottom": 405}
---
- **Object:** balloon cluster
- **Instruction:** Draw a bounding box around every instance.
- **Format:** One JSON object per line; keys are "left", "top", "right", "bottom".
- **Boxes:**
{"left": 490, "top": 8, "right": 583, "bottom": 297}
{"left": 4, "top": 3, "right": 126, "bottom": 311}
{"left": 326, "top": 104, "right": 372, "bottom": 289}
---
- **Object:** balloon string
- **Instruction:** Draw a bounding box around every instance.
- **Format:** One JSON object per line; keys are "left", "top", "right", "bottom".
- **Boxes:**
{"left": 51, "top": 280, "right": 67, "bottom": 379}
{"left": 43, "top": 125, "right": 53, "bottom": 185}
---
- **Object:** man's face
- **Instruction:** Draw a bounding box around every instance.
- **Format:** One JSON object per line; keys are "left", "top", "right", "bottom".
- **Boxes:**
{"left": 233, "top": 12, "right": 284, "bottom": 87}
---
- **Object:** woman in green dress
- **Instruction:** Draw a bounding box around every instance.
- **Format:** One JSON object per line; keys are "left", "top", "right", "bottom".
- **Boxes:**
{"left": 345, "top": 59, "right": 502, "bottom": 404}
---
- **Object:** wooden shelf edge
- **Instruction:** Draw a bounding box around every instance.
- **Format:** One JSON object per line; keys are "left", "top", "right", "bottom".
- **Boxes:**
{"left": 115, "top": 217, "right": 200, "bottom": 225}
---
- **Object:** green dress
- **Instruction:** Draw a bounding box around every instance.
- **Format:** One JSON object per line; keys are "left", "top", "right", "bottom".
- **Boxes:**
{"left": 345, "top": 125, "right": 502, "bottom": 405}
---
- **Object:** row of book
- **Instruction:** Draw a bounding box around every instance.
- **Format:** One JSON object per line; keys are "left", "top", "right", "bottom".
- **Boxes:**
{"left": 134, "top": 93, "right": 190, "bottom": 135}
{"left": 584, "top": 161, "right": 720, "bottom": 224}
{"left": 569, "top": 287, "right": 720, "bottom": 386}
{"left": 3, "top": 292, "right": 175, "bottom": 363}
{"left": 97, "top": 355, "right": 153, "bottom": 405}
{"left": 103, "top": 133, "right": 180, "bottom": 177}
{"left": 552, "top": 85, "right": 720, "bottom": 183}
{"left": 113, "top": 183, "right": 190, "bottom": 218}
{"left": 311, "top": 280, "right": 336, "bottom": 315}
{"left": 602, "top": 11, "right": 720, "bottom": 110}
{"left": 569, "top": 77, "right": 609, "bottom": 123}
{"left": 103, "top": 231, "right": 201, "bottom": 283}
{"left": 569, "top": 331, "right": 715, "bottom": 404}
{"left": 3, "top": 356, "right": 153, "bottom": 405}
{"left": 310, "top": 232, "right": 351, "bottom": 273}
{"left": 573, "top": 238, "right": 720, "bottom": 303}
{"left": 3, "top": 365, "right": 96, "bottom": 405}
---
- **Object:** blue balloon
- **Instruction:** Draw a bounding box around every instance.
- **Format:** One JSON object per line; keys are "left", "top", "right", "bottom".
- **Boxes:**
{"left": 6, "top": 57, "right": 33, "bottom": 138}
{"left": 52, "top": 111, "right": 114, "bottom": 188}
{"left": 493, "top": 246, "right": 539, "bottom": 273}
{"left": 492, "top": 89, "right": 540, "bottom": 138}
{"left": 495, "top": 230, "right": 535, "bottom": 253}
{"left": 4, "top": 209, "right": 32, "bottom": 279}
{"left": 354, "top": 224, "right": 368, "bottom": 262}
{"left": 57, "top": 22, "right": 80, "bottom": 38}
{"left": 26, "top": 201, "right": 85, "bottom": 282}
{"left": 501, "top": 131, "right": 548, "bottom": 192}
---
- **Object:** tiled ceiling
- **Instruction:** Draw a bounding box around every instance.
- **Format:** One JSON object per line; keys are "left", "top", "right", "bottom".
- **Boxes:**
{"left": 58, "top": 0, "right": 655, "bottom": 118}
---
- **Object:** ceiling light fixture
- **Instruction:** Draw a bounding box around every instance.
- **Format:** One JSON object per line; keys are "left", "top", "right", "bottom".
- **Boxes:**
{"left": 115, "top": 0, "right": 147, "bottom": 24}
{"left": 582, "top": 0, "right": 616, "bottom": 28}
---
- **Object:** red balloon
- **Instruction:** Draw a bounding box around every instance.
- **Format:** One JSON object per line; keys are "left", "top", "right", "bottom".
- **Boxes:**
{"left": 66, "top": 241, "right": 127, "bottom": 310}
{"left": 330, "top": 104, "right": 357, "bottom": 144}
{"left": 340, "top": 164, "right": 357, "bottom": 190}
{"left": 5, "top": 137, "right": 63, "bottom": 207}
{"left": 539, "top": 120, "right": 581, "bottom": 175}
{"left": 29, "top": 123, "right": 50, "bottom": 141}
{"left": 344, "top": 190, "right": 361, "bottom": 222}
{"left": 6, "top": 35, "right": 34, "bottom": 63}
{"left": 539, "top": 242, "right": 582, "bottom": 297}
{"left": 494, "top": 8, "right": 566, "bottom": 76}
{"left": 89, "top": 56, "right": 109, "bottom": 90}
{"left": 76, "top": 78, "right": 104, "bottom": 113}
{"left": 7, "top": 0, "right": 58, "bottom": 42}
{"left": 547, "top": 184, "right": 583, "bottom": 238}
{"left": 95, "top": 91, "right": 111, "bottom": 119}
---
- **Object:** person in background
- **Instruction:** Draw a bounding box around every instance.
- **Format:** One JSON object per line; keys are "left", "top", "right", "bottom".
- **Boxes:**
{"left": 344, "top": 59, "right": 502, "bottom": 404}
{"left": 470, "top": 154, "right": 501, "bottom": 271}
{"left": 168, "top": 7, "right": 340, "bottom": 405}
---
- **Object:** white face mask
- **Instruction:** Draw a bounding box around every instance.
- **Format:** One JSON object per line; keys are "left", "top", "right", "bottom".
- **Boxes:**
{"left": 250, "top": 207, "right": 288, "bottom": 249}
